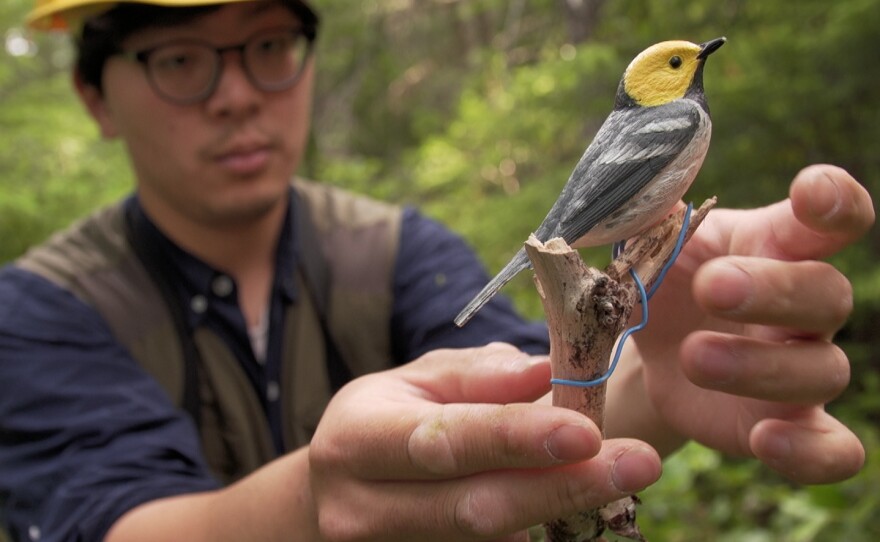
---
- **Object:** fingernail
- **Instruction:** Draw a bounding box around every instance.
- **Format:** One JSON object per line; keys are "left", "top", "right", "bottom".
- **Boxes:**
{"left": 807, "top": 172, "right": 843, "bottom": 221}
{"left": 707, "top": 261, "right": 752, "bottom": 313}
{"left": 546, "top": 423, "right": 599, "bottom": 462}
{"left": 611, "top": 446, "right": 661, "bottom": 493}
{"left": 761, "top": 433, "right": 792, "bottom": 464}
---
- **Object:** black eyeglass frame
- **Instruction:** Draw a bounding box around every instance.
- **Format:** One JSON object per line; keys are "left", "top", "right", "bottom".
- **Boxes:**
{"left": 117, "top": 25, "right": 317, "bottom": 105}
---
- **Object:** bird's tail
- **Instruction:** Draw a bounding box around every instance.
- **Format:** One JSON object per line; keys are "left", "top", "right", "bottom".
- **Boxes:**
{"left": 454, "top": 249, "right": 531, "bottom": 327}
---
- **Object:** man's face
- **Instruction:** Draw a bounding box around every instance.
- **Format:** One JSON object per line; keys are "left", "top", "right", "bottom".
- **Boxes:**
{"left": 83, "top": 1, "right": 314, "bottom": 229}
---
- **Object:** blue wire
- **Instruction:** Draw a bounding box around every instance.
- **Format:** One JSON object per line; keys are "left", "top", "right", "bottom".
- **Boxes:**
{"left": 648, "top": 202, "right": 693, "bottom": 300}
{"left": 549, "top": 268, "right": 647, "bottom": 388}
{"left": 549, "top": 203, "right": 693, "bottom": 389}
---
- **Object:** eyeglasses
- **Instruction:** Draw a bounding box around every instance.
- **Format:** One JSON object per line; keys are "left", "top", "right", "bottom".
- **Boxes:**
{"left": 118, "top": 26, "right": 316, "bottom": 105}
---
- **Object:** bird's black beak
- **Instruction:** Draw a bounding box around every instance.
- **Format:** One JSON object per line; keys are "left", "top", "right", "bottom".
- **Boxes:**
{"left": 697, "top": 37, "right": 726, "bottom": 60}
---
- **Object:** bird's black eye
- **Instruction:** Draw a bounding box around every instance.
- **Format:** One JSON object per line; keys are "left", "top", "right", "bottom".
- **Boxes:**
{"left": 669, "top": 56, "right": 682, "bottom": 69}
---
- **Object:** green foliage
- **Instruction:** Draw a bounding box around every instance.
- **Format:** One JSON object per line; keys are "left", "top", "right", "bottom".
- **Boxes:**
{"left": 1, "top": 0, "right": 130, "bottom": 262}
{"left": 2, "top": 0, "right": 879, "bottom": 539}
{"left": 634, "top": 425, "right": 880, "bottom": 542}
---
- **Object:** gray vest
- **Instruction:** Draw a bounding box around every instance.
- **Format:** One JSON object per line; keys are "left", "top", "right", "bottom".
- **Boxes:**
{"left": 16, "top": 179, "right": 403, "bottom": 483}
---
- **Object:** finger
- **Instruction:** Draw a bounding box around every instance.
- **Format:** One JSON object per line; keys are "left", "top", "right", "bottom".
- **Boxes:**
{"left": 318, "top": 401, "right": 601, "bottom": 480}
{"left": 406, "top": 343, "right": 552, "bottom": 404}
{"left": 750, "top": 411, "right": 865, "bottom": 484}
{"left": 401, "top": 403, "right": 602, "bottom": 479}
{"left": 681, "top": 331, "right": 850, "bottom": 404}
{"left": 693, "top": 257, "right": 853, "bottom": 337}
{"left": 788, "top": 164, "right": 876, "bottom": 256}
{"left": 317, "top": 440, "right": 661, "bottom": 542}
{"left": 753, "top": 164, "right": 875, "bottom": 261}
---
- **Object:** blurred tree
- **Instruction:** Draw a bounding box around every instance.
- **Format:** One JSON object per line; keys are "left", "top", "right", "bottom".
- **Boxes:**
{"left": 0, "top": 0, "right": 131, "bottom": 262}
{"left": 558, "top": 0, "right": 606, "bottom": 43}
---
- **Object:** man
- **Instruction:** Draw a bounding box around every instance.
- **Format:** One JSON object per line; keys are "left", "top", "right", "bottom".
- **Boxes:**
{"left": 0, "top": 1, "right": 873, "bottom": 541}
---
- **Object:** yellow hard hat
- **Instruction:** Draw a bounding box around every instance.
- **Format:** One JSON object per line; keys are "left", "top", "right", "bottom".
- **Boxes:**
{"left": 27, "top": 0, "right": 298, "bottom": 31}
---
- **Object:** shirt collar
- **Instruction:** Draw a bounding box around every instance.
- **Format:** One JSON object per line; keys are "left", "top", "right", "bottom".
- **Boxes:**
{"left": 123, "top": 189, "right": 300, "bottom": 327}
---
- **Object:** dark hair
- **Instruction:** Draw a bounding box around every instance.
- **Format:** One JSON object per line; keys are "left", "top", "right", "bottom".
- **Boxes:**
{"left": 75, "top": 1, "right": 319, "bottom": 92}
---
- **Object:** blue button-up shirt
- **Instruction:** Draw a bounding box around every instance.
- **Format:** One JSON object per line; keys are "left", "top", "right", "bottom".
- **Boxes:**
{"left": 0, "top": 189, "right": 548, "bottom": 542}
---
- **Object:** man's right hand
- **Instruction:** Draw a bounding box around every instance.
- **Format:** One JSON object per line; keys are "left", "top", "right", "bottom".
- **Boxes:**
{"left": 308, "top": 343, "right": 661, "bottom": 542}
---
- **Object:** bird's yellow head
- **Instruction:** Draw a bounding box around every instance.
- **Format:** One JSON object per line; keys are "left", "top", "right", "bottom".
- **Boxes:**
{"left": 621, "top": 38, "right": 725, "bottom": 108}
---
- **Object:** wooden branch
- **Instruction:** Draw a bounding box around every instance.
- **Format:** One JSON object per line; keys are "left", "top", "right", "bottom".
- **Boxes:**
{"left": 606, "top": 199, "right": 716, "bottom": 289}
{"left": 527, "top": 199, "right": 715, "bottom": 542}
{"left": 527, "top": 238, "right": 641, "bottom": 542}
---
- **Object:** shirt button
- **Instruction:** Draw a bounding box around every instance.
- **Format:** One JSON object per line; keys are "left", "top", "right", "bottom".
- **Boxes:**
{"left": 266, "top": 381, "right": 280, "bottom": 402}
{"left": 212, "top": 275, "right": 234, "bottom": 297}
{"left": 190, "top": 294, "right": 208, "bottom": 314}
{"left": 29, "top": 525, "right": 41, "bottom": 540}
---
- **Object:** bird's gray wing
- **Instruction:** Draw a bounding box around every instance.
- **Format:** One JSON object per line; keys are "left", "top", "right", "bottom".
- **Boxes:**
{"left": 553, "top": 100, "right": 702, "bottom": 243}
